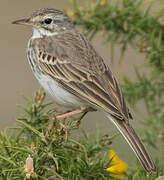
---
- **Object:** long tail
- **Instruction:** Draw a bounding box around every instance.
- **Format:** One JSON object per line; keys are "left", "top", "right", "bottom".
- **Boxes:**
{"left": 107, "top": 115, "right": 156, "bottom": 172}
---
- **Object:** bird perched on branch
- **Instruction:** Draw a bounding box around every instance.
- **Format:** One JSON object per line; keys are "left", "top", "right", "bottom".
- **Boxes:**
{"left": 12, "top": 8, "right": 156, "bottom": 172}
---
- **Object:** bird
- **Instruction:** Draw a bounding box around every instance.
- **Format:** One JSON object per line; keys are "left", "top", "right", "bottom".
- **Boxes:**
{"left": 12, "top": 8, "right": 156, "bottom": 172}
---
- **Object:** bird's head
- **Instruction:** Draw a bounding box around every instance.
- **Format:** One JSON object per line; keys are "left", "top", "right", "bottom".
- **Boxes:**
{"left": 12, "top": 8, "right": 74, "bottom": 38}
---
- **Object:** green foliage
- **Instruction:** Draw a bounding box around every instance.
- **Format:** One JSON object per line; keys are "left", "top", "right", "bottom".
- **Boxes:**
{"left": 0, "top": 90, "right": 112, "bottom": 179}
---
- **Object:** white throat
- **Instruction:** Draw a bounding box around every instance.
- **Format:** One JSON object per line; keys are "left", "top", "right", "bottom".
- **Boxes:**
{"left": 32, "top": 28, "right": 42, "bottom": 38}
{"left": 32, "top": 27, "right": 59, "bottom": 39}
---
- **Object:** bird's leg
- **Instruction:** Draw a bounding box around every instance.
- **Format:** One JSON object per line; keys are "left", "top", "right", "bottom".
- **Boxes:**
{"left": 56, "top": 109, "right": 85, "bottom": 140}
{"left": 46, "top": 108, "right": 85, "bottom": 138}
{"left": 46, "top": 107, "right": 96, "bottom": 138}
{"left": 56, "top": 109, "right": 84, "bottom": 120}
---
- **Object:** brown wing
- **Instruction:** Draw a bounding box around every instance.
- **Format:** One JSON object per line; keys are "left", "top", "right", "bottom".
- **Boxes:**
{"left": 31, "top": 31, "right": 132, "bottom": 121}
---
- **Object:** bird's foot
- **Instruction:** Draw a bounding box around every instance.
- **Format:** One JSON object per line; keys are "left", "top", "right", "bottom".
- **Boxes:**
{"left": 45, "top": 108, "right": 89, "bottom": 138}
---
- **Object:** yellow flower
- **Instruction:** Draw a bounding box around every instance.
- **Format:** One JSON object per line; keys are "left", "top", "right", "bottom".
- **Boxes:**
{"left": 106, "top": 150, "right": 127, "bottom": 179}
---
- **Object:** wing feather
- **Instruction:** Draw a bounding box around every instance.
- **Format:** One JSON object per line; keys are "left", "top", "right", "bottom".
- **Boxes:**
{"left": 32, "top": 32, "right": 132, "bottom": 121}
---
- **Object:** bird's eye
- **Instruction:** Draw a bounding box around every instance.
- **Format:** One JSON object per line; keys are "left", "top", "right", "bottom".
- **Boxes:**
{"left": 44, "top": 18, "right": 52, "bottom": 24}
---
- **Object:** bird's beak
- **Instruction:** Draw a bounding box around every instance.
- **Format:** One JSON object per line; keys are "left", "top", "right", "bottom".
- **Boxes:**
{"left": 12, "top": 18, "right": 32, "bottom": 25}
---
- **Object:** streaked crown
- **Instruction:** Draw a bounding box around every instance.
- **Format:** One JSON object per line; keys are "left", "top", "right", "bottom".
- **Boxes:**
{"left": 12, "top": 8, "right": 74, "bottom": 36}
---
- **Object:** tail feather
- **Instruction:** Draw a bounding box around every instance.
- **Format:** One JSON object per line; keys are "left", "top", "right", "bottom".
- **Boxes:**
{"left": 107, "top": 115, "right": 156, "bottom": 172}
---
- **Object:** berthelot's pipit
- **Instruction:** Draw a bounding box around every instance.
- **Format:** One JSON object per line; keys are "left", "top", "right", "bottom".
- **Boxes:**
{"left": 12, "top": 8, "right": 156, "bottom": 172}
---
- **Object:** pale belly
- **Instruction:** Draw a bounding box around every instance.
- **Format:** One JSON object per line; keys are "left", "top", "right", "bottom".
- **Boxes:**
{"left": 37, "top": 74, "right": 86, "bottom": 109}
